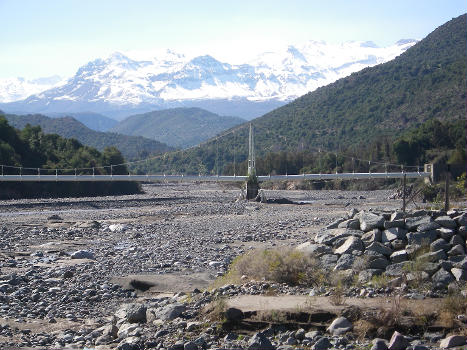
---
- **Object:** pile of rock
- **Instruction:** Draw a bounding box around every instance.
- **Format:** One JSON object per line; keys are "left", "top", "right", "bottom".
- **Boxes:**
{"left": 297, "top": 209, "right": 466, "bottom": 289}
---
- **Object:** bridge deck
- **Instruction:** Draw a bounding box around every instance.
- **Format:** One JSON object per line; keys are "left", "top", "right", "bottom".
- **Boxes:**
{"left": 0, "top": 172, "right": 430, "bottom": 182}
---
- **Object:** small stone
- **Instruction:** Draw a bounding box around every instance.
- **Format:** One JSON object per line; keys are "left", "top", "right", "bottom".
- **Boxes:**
{"left": 70, "top": 250, "right": 95, "bottom": 260}
{"left": 439, "top": 335, "right": 467, "bottom": 348}
{"left": 388, "top": 331, "right": 409, "bottom": 350}
{"left": 247, "top": 332, "right": 275, "bottom": 350}
{"left": 371, "top": 338, "right": 388, "bottom": 350}
{"left": 312, "top": 337, "right": 331, "bottom": 350}
{"left": 326, "top": 316, "right": 352, "bottom": 335}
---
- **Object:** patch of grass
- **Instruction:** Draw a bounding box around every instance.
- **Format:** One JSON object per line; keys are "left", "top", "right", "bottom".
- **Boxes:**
{"left": 437, "top": 293, "right": 467, "bottom": 329}
{"left": 369, "top": 274, "right": 392, "bottom": 288}
{"left": 205, "top": 297, "right": 228, "bottom": 322}
{"left": 212, "top": 248, "right": 324, "bottom": 287}
{"left": 253, "top": 310, "right": 288, "bottom": 323}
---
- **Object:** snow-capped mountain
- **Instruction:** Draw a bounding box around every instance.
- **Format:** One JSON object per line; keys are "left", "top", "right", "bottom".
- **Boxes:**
{"left": 0, "top": 75, "right": 64, "bottom": 103}
{"left": 0, "top": 39, "right": 417, "bottom": 119}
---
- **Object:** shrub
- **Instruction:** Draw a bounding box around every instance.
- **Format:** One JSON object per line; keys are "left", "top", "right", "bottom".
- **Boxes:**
{"left": 215, "top": 248, "right": 324, "bottom": 287}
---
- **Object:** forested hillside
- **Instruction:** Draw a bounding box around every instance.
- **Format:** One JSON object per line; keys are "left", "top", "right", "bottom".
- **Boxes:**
{"left": 0, "top": 116, "right": 140, "bottom": 198}
{"left": 133, "top": 14, "right": 466, "bottom": 175}
{"left": 5, "top": 113, "right": 172, "bottom": 160}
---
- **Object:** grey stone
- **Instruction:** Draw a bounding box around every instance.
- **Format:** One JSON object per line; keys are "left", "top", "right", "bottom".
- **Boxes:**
{"left": 430, "top": 238, "right": 450, "bottom": 252}
{"left": 338, "top": 219, "right": 361, "bottom": 230}
{"left": 334, "top": 236, "right": 364, "bottom": 255}
{"left": 437, "top": 228, "right": 455, "bottom": 240}
{"left": 391, "top": 239, "right": 407, "bottom": 250}
{"left": 385, "top": 262, "right": 410, "bottom": 277}
{"left": 450, "top": 235, "right": 464, "bottom": 246}
{"left": 417, "top": 222, "right": 440, "bottom": 232}
{"left": 320, "top": 254, "right": 339, "bottom": 268}
{"left": 315, "top": 229, "right": 362, "bottom": 246}
{"left": 371, "top": 338, "right": 388, "bottom": 350}
{"left": 435, "top": 216, "right": 457, "bottom": 229}
{"left": 326, "top": 218, "right": 346, "bottom": 229}
{"left": 158, "top": 303, "right": 186, "bottom": 321}
{"left": 295, "top": 328, "right": 305, "bottom": 340}
{"left": 347, "top": 208, "right": 359, "bottom": 219}
{"left": 406, "top": 230, "right": 437, "bottom": 245}
{"left": 362, "top": 229, "right": 382, "bottom": 244}
{"left": 405, "top": 216, "right": 432, "bottom": 231}
{"left": 439, "top": 335, "right": 467, "bottom": 348}
{"left": 451, "top": 267, "right": 467, "bottom": 281}
{"left": 117, "top": 324, "right": 142, "bottom": 339}
{"left": 454, "top": 213, "right": 467, "bottom": 227}
{"left": 382, "top": 228, "right": 407, "bottom": 242}
{"left": 184, "top": 341, "right": 198, "bottom": 350}
{"left": 312, "top": 337, "right": 331, "bottom": 350}
{"left": 70, "top": 250, "right": 95, "bottom": 260}
{"left": 326, "top": 316, "right": 352, "bottom": 335}
{"left": 367, "top": 242, "right": 393, "bottom": 256}
{"left": 421, "top": 262, "right": 440, "bottom": 275}
{"left": 388, "top": 331, "right": 409, "bottom": 350}
{"left": 367, "top": 256, "right": 390, "bottom": 269}
{"left": 390, "top": 250, "right": 408, "bottom": 263}
{"left": 384, "top": 220, "right": 405, "bottom": 229}
{"left": 304, "top": 331, "right": 320, "bottom": 340}
{"left": 334, "top": 254, "right": 356, "bottom": 270}
{"left": 115, "top": 304, "right": 147, "bottom": 323}
{"left": 248, "top": 332, "right": 275, "bottom": 350}
{"left": 360, "top": 212, "right": 385, "bottom": 232}
{"left": 358, "top": 269, "right": 383, "bottom": 283}
{"left": 117, "top": 336, "right": 141, "bottom": 350}
{"left": 454, "top": 257, "right": 467, "bottom": 269}
{"left": 458, "top": 226, "right": 467, "bottom": 239}
{"left": 432, "top": 268, "right": 455, "bottom": 286}
{"left": 296, "top": 242, "right": 332, "bottom": 257}
{"left": 418, "top": 249, "right": 447, "bottom": 263}
{"left": 390, "top": 211, "right": 405, "bottom": 221}
{"left": 448, "top": 244, "right": 465, "bottom": 256}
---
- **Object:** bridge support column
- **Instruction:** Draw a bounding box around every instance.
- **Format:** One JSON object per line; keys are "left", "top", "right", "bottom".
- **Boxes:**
{"left": 246, "top": 181, "right": 259, "bottom": 200}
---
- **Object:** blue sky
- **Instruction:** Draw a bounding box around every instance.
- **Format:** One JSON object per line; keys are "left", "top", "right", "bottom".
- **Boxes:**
{"left": 1, "top": 0, "right": 465, "bottom": 79}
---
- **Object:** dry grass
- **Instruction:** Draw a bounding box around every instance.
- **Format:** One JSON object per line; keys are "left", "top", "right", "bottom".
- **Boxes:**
{"left": 212, "top": 247, "right": 325, "bottom": 288}
{"left": 437, "top": 293, "right": 467, "bottom": 329}
{"left": 205, "top": 297, "right": 228, "bottom": 322}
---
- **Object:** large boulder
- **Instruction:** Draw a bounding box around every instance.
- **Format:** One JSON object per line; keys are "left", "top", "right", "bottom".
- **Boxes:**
{"left": 312, "top": 337, "right": 331, "bottom": 350}
{"left": 315, "top": 229, "right": 362, "bottom": 246}
{"left": 451, "top": 267, "right": 467, "bottom": 281}
{"left": 338, "top": 219, "right": 361, "bottom": 230}
{"left": 434, "top": 216, "right": 457, "bottom": 229}
{"left": 417, "top": 222, "right": 441, "bottom": 232}
{"left": 334, "top": 236, "right": 364, "bottom": 255}
{"left": 388, "top": 331, "right": 409, "bottom": 350}
{"left": 157, "top": 303, "right": 186, "bottom": 321}
{"left": 70, "top": 250, "right": 95, "bottom": 260}
{"left": 367, "top": 242, "right": 393, "bottom": 256}
{"left": 327, "top": 316, "right": 352, "bottom": 335}
{"left": 358, "top": 269, "right": 383, "bottom": 283}
{"left": 248, "top": 332, "right": 275, "bottom": 350}
{"left": 440, "top": 335, "right": 467, "bottom": 348}
{"left": 390, "top": 250, "right": 408, "bottom": 263}
{"left": 115, "top": 303, "right": 147, "bottom": 323}
{"left": 432, "top": 268, "right": 455, "bottom": 286}
{"left": 418, "top": 249, "right": 447, "bottom": 263}
{"left": 454, "top": 213, "right": 467, "bottom": 227}
{"left": 360, "top": 212, "right": 385, "bottom": 232}
{"left": 385, "top": 262, "right": 410, "bottom": 277}
{"left": 334, "top": 254, "right": 357, "bottom": 271}
{"left": 367, "top": 256, "right": 390, "bottom": 269}
{"left": 430, "top": 238, "right": 450, "bottom": 252}
{"left": 362, "top": 229, "right": 382, "bottom": 244}
{"left": 406, "top": 230, "right": 437, "bottom": 245}
{"left": 448, "top": 244, "right": 465, "bottom": 256}
{"left": 382, "top": 228, "right": 407, "bottom": 243}
{"left": 296, "top": 242, "right": 332, "bottom": 256}
{"left": 437, "top": 227, "right": 455, "bottom": 240}
{"left": 405, "top": 216, "right": 432, "bottom": 231}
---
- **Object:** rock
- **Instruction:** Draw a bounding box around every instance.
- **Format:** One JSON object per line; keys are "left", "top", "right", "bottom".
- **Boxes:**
{"left": 434, "top": 216, "right": 457, "bottom": 229}
{"left": 439, "top": 335, "right": 467, "bottom": 348}
{"left": 109, "top": 224, "right": 128, "bottom": 232}
{"left": 367, "top": 242, "right": 393, "bottom": 256}
{"left": 385, "top": 262, "right": 410, "bottom": 277}
{"left": 47, "top": 214, "right": 63, "bottom": 221}
{"left": 295, "top": 328, "right": 305, "bottom": 340}
{"left": 384, "top": 220, "right": 405, "bottom": 229}
{"left": 334, "top": 236, "right": 364, "bottom": 255}
{"left": 326, "top": 316, "right": 352, "bottom": 335}
{"left": 418, "top": 249, "right": 447, "bottom": 263}
{"left": 334, "top": 254, "right": 356, "bottom": 271}
{"left": 371, "top": 338, "right": 388, "bottom": 350}
{"left": 117, "top": 324, "right": 141, "bottom": 339}
{"left": 338, "top": 219, "right": 361, "bottom": 230}
{"left": 451, "top": 267, "right": 467, "bottom": 281}
{"left": 157, "top": 303, "right": 186, "bottom": 321}
{"left": 390, "top": 211, "right": 405, "bottom": 221}
{"left": 407, "top": 230, "right": 437, "bottom": 245}
{"left": 359, "top": 269, "right": 383, "bottom": 283}
{"left": 405, "top": 216, "right": 432, "bottom": 231}
{"left": 360, "top": 212, "right": 385, "bottom": 232}
{"left": 320, "top": 254, "right": 339, "bottom": 268}
{"left": 362, "top": 229, "right": 382, "bottom": 244}
{"left": 437, "top": 228, "right": 455, "bottom": 240}
{"left": 458, "top": 226, "right": 467, "bottom": 239}
{"left": 184, "top": 341, "right": 198, "bottom": 350}
{"left": 430, "top": 238, "right": 450, "bottom": 252}
{"left": 70, "top": 250, "right": 95, "bottom": 260}
{"left": 327, "top": 218, "right": 346, "bottom": 229}
{"left": 390, "top": 250, "right": 408, "bottom": 263}
{"left": 432, "top": 268, "right": 455, "bottom": 286}
{"left": 312, "top": 337, "right": 331, "bottom": 350}
{"left": 391, "top": 239, "right": 406, "bottom": 250}
{"left": 448, "top": 244, "right": 465, "bottom": 256}
{"left": 382, "top": 228, "right": 407, "bottom": 242}
{"left": 296, "top": 242, "right": 332, "bottom": 256}
{"left": 420, "top": 262, "right": 440, "bottom": 275}
{"left": 225, "top": 307, "right": 243, "bottom": 322}
{"left": 117, "top": 336, "right": 140, "bottom": 350}
{"left": 315, "top": 229, "right": 362, "bottom": 246}
{"left": 388, "top": 331, "right": 409, "bottom": 350}
{"left": 454, "top": 213, "right": 467, "bottom": 227}
{"left": 304, "top": 331, "right": 320, "bottom": 340}
{"left": 367, "top": 256, "right": 390, "bottom": 269}
{"left": 417, "top": 222, "right": 441, "bottom": 232}
{"left": 116, "top": 304, "right": 147, "bottom": 323}
{"left": 248, "top": 332, "right": 275, "bottom": 350}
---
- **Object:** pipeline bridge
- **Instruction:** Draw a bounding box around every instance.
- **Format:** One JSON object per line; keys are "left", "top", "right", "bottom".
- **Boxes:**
{"left": 0, "top": 125, "right": 431, "bottom": 183}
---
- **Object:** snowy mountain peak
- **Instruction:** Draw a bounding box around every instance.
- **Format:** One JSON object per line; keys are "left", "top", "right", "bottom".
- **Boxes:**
{"left": 0, "top": 39, "right": 419, "bottom": 117}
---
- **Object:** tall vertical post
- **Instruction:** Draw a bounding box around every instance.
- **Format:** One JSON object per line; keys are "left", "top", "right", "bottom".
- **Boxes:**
{"left": 246, "top": 124, "right": 259, "bottom": 200}
{"left": 444, "top": 165, "right": 450, "bottom": 212}
{"left": 402, "top": 174, "right": 407, "bottom": 215}
{"left": 248, "top": 124, "right": 256, "bottom": 176}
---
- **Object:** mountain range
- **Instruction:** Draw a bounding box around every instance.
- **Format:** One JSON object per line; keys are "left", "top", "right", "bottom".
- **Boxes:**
{"left": 4, "top": 114, "right": 172, "bottom": 160}
{"left": 110, "top": 107, "right": 244, "bottom": 148}
{"left": 137, "top": 14, "right": 466, "bottom": 174}
{"left": 0, "top": 40, "right": 417, "bottom": 120}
